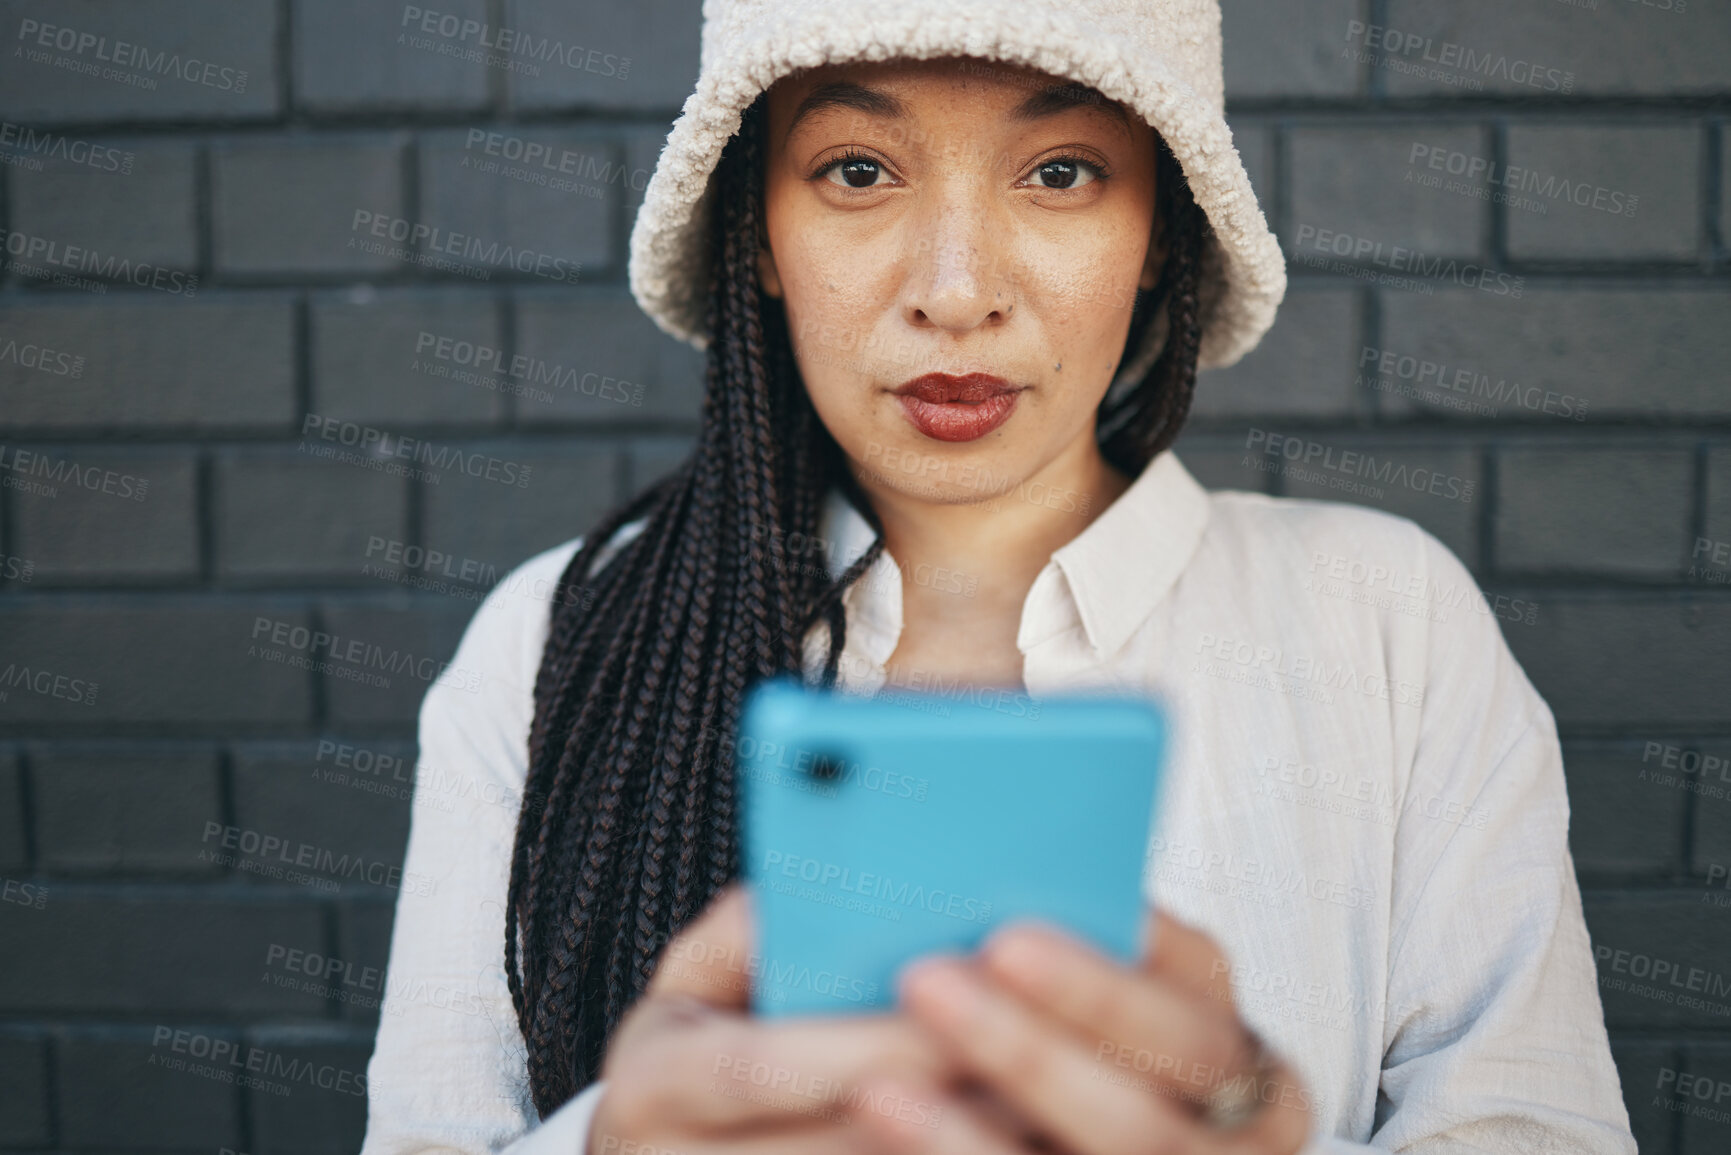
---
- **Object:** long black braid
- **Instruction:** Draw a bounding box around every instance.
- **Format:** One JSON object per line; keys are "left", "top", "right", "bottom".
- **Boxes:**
{"left": 506, "top": 89, "right": 1207, "bottom": 1117}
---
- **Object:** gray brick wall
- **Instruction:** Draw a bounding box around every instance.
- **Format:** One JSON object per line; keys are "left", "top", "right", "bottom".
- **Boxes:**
{"left": 1190, "top": 2, "right": 1731, "bottom": 1149}
{"left": 1189, "top": 2, "right": 1731, "bottom": 1152}
{"left": 0, "top": 1, "right": 1723, "bottom": 1152}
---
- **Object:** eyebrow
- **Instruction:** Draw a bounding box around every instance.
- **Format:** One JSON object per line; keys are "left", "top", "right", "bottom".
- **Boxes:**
{"left": 784, "top": 79, "right": 1132, "bottom": 142}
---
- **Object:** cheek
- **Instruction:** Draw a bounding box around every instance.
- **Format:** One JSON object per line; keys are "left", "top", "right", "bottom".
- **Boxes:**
{"left": 774, "top": 235, "right": 905, "bottom": 450}
{"left": 773, "top": 226, "right": 891, "bottom": 359}
{"left": 1034, "top": 234, "right": 1146, "bottom": 345}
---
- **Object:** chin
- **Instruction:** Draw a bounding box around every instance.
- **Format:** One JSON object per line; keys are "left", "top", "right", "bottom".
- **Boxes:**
{"left": 850, "top": 430, "right": 1032, "bottom": 504}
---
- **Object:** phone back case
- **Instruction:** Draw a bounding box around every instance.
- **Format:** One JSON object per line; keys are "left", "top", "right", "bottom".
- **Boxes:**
{"left": 737, "top": 675, "right": 1167, "bottom": 1017}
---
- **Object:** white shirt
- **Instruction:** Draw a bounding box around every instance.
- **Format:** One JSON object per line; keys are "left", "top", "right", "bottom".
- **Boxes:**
{"left": 361, "top": 449, "right": 1637, "bottom": 1154}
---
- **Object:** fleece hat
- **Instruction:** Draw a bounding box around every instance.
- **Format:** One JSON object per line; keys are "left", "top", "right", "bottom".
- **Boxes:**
{"left": 627, "top": 0, "right": 1287, "bottom": 381}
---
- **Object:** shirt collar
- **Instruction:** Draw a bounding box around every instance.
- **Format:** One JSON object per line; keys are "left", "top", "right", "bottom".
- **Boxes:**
{"left": 1046, "top": 449, "right": 1211, "bottom": 658}
{"left": 817, "top": 450, "right": 1211, "bottom": 662}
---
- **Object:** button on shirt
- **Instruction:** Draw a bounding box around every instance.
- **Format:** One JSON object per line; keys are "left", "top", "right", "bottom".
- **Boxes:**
{"left": 361, "top": 450, "right": 1637, "bottom": 1154}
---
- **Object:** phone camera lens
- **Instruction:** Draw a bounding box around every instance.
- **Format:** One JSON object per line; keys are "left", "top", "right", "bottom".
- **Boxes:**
{"left": 809, "top": 752, "right": 843, "bottom": 781}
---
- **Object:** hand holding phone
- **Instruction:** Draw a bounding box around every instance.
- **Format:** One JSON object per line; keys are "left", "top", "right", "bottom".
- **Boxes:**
{"left": 737, "top": 675, "right": 1169, "bottom": 1017}
{"left": 587, "top": 884, "right": 960, "bottom": 1153}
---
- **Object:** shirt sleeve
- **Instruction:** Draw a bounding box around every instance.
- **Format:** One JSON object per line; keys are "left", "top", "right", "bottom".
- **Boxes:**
{"left": 1300, "top": 526, "right": 1635, "bottom": 1154}
{"left": 360, "top": 536, "right": 612, "bottom": 1155}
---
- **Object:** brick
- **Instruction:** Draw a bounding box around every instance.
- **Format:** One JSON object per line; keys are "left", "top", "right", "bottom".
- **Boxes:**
{"left": 0, "top": 895, "right": 326, "bottom": 1014}
{"left": 1168, "top": 433, "right": 1273, "bottom": 494}
{"left": 0, "top": 295, "right": 296, "bottom": 433}
{"left": 0, "top": 603, "right": 314, "bottom": 728}
{"left": 213, "top": 136, "right": 410, "bottom": 276}
{"left": 247, "top": 1027, "right": 372, "bottom": 1153}
{"left": 501, "top": 0, "right": 701, "bottom": 113}
{"left": 231, "top": 742, "right": 413, "bottom": 900}
{"left": 261, "top": 915, "right": 389, "bottom": 1020}
{"left": 1363, "top": 328, "right": 1597, "bottom": 425}
{"left": 416, "top": 127, "right": 615, "bottom": 281}
{"left": 361, "top": 539, "right": 510, "bottom": 601}
{"left": 0, "top": 0, "right": 279, "bottom": 124}
{"left": 1192, "top": 288, "right": 1363, "bottom": 419}
{"left": 314, "top": 598, "right": 477, "bottom": 726}
{"left": 1380, "top": 0, "right": 1731, "bottom": 98}
{"left": 1610, "top": 1040, "right": 1680, "bottom": 1155}
{"left": 1506, "top": 124, "right": 1701, "bottom": 262}
{"left": 1225, "top": 119, "right": 1274, "bottom": 215}
{"left": 333, "top": 899, "right": 395, "bottom": 1024}
{"left": 293, "top": 0, "right": 491, "bottom": 115}
{"left": 0, "top": 748, "right": 25, "bottom": 871}
{"left": 1494, "top": 446, "right": 1693, "bottom": 578}
{"left": 310, "top": 289, "right": 505, "bottom": 426}
{"left": 624, "top": 434, "right": 695, "bottom": 498}
{"left": 1562, "top": 741, "right": 1686, "bottom": 879}
{"left": 1583, "top": 893, "right": 1731, "bottom": 1030}
{"left": 295, "top": 428, "right": 552, "bottom": 523}
{"left": 1166, "top": 437, "right": 1271, "bottom": 495}
{"left": 1256, "top": 437, "right": 1482, "bottom": 569}
{"left": 422, "top": 443, "right": 620, "bottom": 583}
{"left": 1506, "top": 596, "right": 1731, "bottom": 731}
{"left": 1721, "top": 127, "right": 1730, "bottom": 252}
{"left": 1700, "top": 447, "right": 1731, "bottom": 584}
{"left": 1289, "top": 124, "right": 1489, "bottom": 262}
{"left": 59, "top": 1027, "right": 242, "bottom": 1148}
{"left": 443, "top": 123, "right": 655, "bottom": 221}
{"left": 8, "top": 447, "right": 198, "bottom": 584}
{"left": 7, "top": 139, "right": 197, "bottom": 272}
{"left": 1220, "top": 0, "right": 1366, "bottom": 100}
{"left": 513, "top": 288, "right": 704, "bottom": 427}
{"left": 216, "top": 448, "right": 410, "bottom": 581}
{"left": 0, "top": 1030, "right": 49, "bottom": 1145}
{"left": 1691, "top": 740, "right": 1731, "bottom": 875}
{"left": 1379, "top": 288, "right": 1731, "bottom": 419}
{"left": 32, "top": 745, "right": 223, "bottom": 874}
{"left": 1678, "top": 1043, "right": 1731, "bottom": 1153}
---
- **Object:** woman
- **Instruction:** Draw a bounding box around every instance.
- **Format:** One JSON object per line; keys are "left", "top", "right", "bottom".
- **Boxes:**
{"left": 361, "top": 1, "right": 1637, "bottom": 1152}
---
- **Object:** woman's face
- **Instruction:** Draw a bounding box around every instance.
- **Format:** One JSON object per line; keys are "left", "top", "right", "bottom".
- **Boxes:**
{"left": 758, "top": 55, "right": 1164, "bottom": 506}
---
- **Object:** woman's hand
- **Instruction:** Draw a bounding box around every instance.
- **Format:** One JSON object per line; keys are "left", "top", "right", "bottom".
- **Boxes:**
{"left": 587, "top": 882, "right": 959, "bottom": 1154}
{"left": 846, "top": 910, "right": 1316, "bottom": 1154}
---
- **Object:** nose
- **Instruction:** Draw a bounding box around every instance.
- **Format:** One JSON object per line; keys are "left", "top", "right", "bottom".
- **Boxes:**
{"left": 898, "top": 197, "right": 1018, "bottom": 336}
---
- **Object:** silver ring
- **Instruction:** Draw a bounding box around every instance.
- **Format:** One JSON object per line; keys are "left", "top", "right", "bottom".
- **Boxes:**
{"left": 1201, "top": 1026, "right": 1281, "bottom": 1130}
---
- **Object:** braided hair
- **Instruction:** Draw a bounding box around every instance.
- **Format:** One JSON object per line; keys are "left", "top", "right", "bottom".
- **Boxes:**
{"left": 505, "top": 88, "right": 1207, "bottom": 1117}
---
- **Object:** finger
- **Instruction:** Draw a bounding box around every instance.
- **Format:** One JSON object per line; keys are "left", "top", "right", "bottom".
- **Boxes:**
{"left": 951, "top": 1082, "right": 1053, "bottom": 1149}
{"left": 898, "top": 956, "right": 1207, "bottom": 1155}
{"left": 1143, "top": 909, "right": 1235, "bottom": 1007}
{"left": 589, "top": 1118, "right": 875, "bottom": 1155}
{"left": 846, "top": 1073, "right": 1027, "bottom": 1155}
{"left": 977, "top": 920, "right": 1248, "bottom": 1095}
{"left": 985, "top": 923, "right": 1318, "bottom": 1145}
{"left": 1212, "top": 1055, "right": 1316, "bottom": 1155}
{"left": 647, "top": 882, "right": 755, "bottom": 1008}
{"left": 706, "top": 1134, "right": 878, "bottom": 1155}
{"left": 611, "top": 1008, "right": 957, "bottom": 1134}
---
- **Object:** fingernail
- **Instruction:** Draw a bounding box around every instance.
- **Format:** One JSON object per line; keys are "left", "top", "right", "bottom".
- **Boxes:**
{"left": 983, "top": 923, "right": 1066, "bottom": 990}
{"left": 898, "top": 956, "right": 979, "bottom": 1021}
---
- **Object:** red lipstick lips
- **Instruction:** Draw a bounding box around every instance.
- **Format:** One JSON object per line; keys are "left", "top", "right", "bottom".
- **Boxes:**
{"left": 890, "top": 372, "right": 1025, "bottom": 442}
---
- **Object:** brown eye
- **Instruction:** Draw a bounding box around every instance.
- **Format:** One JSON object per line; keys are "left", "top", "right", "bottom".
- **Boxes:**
{"left": 817, "top": 151, "right": 890, "bottom": 189}
{"left": 1028, "top": 156, "right": 1104, "bottom": 190}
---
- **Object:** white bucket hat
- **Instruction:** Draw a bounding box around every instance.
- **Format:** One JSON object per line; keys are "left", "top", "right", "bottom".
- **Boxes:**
{"left": 627, "top": 0, "right": 1287, "bottom": 381}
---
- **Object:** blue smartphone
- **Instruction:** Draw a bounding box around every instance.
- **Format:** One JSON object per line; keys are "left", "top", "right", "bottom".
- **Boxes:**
{"left": 736, "top": 675, "right": 1168, "bottom": 1017}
